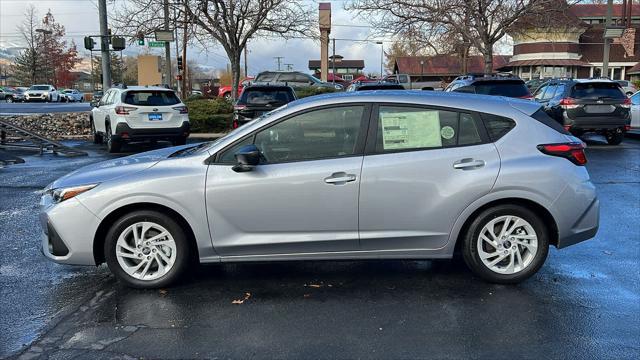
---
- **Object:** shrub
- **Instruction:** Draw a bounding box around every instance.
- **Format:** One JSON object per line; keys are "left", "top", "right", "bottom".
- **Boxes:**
{"left": 295, "top": 87, "right": 339, "bottom": 99}
{"left": 184, "top": 98, "right": 234, "bottom": 132}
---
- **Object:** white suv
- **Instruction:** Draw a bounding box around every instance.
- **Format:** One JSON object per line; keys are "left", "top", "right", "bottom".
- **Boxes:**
{"left": 90, "top": 86, "right": 191, "bottom": 153}
{"left": 24, "top": 84, "right": 59, "bottom": 102}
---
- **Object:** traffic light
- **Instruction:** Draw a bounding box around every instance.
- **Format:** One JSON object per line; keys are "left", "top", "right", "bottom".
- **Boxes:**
{"left": 112, "top": 37, "right": 126, "bottom": 51}
{"left": 83, "top": 37, "right": 94, "bottom": 50}
{"left": 137, "top": 32, "right": 145, "bottom": 46}
{"left": 177, "top": 56, "right": 183, "bottom": 71}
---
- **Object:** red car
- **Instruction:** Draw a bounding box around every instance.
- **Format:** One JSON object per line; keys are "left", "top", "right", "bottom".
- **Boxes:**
{"left": 218, "top": 77, "right": 254, "bottom": 100}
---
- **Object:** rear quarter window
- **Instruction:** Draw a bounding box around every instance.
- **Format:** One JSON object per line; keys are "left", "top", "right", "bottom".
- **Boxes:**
{"left": 571, "top": 82, "right": 625, "bottom": 100}
{"left": 480, "top": 113, "right": 516, "bottom": 141}
{"left": 530, "top": 108, "right": 569, "bottom": 134}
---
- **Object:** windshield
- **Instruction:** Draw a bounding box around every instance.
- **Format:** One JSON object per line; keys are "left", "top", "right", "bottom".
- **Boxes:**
{"left": 30, "top": 85, "right": 50, "bottom": 90}
{"left": 472, "top": 81, "right": 530, "bottom": 97}
{"left": 64, "top": 90, "right": 74, "bottom": 93}
{"left": 571, "top": 82, "right": 625, "bottom": 100}
{"left": 123, "top": 90, "right": 180, "bottom": 106}
{"left": 238, "top": 88, "right": 294, "bottom": 106}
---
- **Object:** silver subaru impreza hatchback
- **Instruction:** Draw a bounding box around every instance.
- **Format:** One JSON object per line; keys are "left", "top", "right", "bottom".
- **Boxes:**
{"left": 40, "top": 91, "right": 599, "bottom": 288}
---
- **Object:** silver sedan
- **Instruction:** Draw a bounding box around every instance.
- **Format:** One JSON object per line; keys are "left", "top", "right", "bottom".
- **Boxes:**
{"left": 40, "top": 91, "right": 599, "bottom": 288}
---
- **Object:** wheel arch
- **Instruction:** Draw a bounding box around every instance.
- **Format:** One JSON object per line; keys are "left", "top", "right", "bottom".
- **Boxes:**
{"left": 93, "top": 202, "right": 200, "bottom": 265}
{"left": 452, "top": 197, "right": 559, "bottom": 255}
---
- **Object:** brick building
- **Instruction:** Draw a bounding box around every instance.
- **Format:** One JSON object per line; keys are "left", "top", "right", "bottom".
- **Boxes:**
{"left": 500, "top": 2, "right": 640, "bottom": 80}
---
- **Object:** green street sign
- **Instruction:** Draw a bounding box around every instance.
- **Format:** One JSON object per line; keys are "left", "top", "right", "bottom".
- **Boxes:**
{"left": 148, "top": 41, "right": 165, "bottom": 47}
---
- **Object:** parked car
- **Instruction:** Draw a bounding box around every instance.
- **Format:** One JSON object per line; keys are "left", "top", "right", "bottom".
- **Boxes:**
{"left": 24, "top": 84, "right": 60, "bottom": 102}
{"left": 614, "top": 80, "right": 637, "bottom": 96}
{"left": 382, "top": 73, "right": 441, "bottom": 90}
{"left": 232, "top": 84, "right": 296, "bottom": 128}
{"left": 41, "top": 91, "right": 598, "bottom": 288}
{"left": 525, "top": 78, "right": 549, "bottom": 92}
{"left": 218, "top": 77, "right": 253, "bottom": 101}
{"left": 445, "top": 74, "right": 533, "bottom": 99}
{"left": 346, "top": 81, "right": 406, "bottom": 92}
{"left": 627, "top": 91, "right": 640, "bottom": 130}
{"left": 90, "top": 86, "right": 190, "bottom": 153}
{"left": 533, "top": 79, "right": 630, "bottom": 144}
{"left": 0, "top": 87, "right": 24, "bottom": 102}
{"left": 90, "top": 90, "right": 104, "bottom": 107}
{"left": 61, "top": 89, "right": 84, "bottom": 102}
{"left": 254, "top": 71, "right": 343, "bottom": 90}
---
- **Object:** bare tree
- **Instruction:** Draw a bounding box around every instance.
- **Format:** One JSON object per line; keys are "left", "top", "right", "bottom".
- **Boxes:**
{"left": 14, "top": 5, "right": 41, "bottom": 85}
{"left": 115, "top": 0, "right": 313, "bottom": 100}
{"left": 347, "top": 0, "right": 562, "bottom": 74}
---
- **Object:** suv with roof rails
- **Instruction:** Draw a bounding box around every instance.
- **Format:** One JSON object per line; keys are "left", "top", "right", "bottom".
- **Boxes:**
{"left": 90, "top": 85, "right": 190, "bottom": 153}
{"left": 445, "top": 74, "right": 533, "bottom": 100}
{"left": 346, "top": 81, "right": 405, "bottom": 92}
{"left": 533, "top": 78, "right": 630, "bottom": 145}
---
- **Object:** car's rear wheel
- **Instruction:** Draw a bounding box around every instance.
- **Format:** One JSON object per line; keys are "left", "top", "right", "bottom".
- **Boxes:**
{"left": 462, "top": 204, "right": 549, "bottom": 284}
{"left": 605, "top": 131, "right": 623, "bottom": 145}
{"left": 105, "top": 123, "right": 122, "bottom": 153}
{"left": 104, "top": 210, "right": 191, "bottom": 288}
{"left": 6, "top": 96, "right": 13, "bottom": 103}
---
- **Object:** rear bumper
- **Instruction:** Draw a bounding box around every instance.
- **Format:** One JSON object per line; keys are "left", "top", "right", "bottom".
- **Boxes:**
{"left": 113, "top": 121, "right": 190, "bottom": 141}
{"left": 551, "top": 179, "right": 600, "bottom": 249}
{"left": 563, "top": 112, "right": 630, "bottom": 130}
{"left": 556, "top": 198, "right": 600, "bottom": 249}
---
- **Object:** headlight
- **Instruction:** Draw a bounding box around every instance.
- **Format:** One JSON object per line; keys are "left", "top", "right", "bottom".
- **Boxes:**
{"left": 47, "top": 184, "right": 98, "bottom": 203}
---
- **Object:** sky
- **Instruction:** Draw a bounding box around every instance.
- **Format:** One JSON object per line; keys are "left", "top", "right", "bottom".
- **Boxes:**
{"left": 0, "top": 0, "right": 397, "bottom": 77}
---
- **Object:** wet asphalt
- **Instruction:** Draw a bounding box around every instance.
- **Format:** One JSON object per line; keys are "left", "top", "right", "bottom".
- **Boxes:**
{"left": 0, "top": 136, "right": 639, "bottom": 359}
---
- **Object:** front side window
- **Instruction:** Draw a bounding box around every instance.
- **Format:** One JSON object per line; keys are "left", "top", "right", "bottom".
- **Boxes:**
{"left": 375, "top": 106, "right": 482, "bottom": 152}
{"left": 541, "top": 84, "right": 557, "bottom": 100}
{"left": 256, "top": 72, "right": 276, "bottom": 82}
{"left": 253, "top": 106, "right": 365, "bottom": 163}
{"left": 631, "top": 93, "right": 640, "bottom": 105}
{"left": 534, "top": 85, "right": 547, "bottom": 100}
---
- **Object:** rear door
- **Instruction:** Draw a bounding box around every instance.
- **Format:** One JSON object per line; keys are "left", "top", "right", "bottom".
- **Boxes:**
{"left": 121, "top": 90, "right": 184, "bottom": 128}
{"left": 358, "top": 104, "right": 500, "bottom": 250}
{"left": 631, "top": 93, "right": 640, "bottom": 129}
{"left": 565, "top": 82, "right": 629, "bottom": 125}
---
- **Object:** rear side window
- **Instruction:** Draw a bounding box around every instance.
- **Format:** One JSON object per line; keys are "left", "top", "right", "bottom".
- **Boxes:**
{"left": 481, "top": 113, "right": 516, "bottom": 141}
{"left": 571, "top": 82, "right": 625, "bottom": 100}
{"left": 238, "top": 88, "right": 294, "bottom": 106}
{"left": 375, "top": 106, "right": 483, "bottom": 152}
{"left": 256, "top": 72, "right": 276, "bottom": 82}
{"left": 531, "top": 108, "right": 569, "bottom": 134}
{"left": 124, "top": 91, "right": 180, "bottom": 106}
{"left": 472, "top": 80, "right": 530, "bottom": 97}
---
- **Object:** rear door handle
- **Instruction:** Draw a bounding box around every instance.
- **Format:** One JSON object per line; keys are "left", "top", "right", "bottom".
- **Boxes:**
{"left": 324, "top": 172, "right": 357, "bottom": 184}
{"left": 453, "top": 158, "right": 485, "bottom": 170}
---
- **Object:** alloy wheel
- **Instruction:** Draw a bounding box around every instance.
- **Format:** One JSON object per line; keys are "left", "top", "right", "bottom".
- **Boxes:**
{"left": 115, "top": 221, "right": 177, "bottom": 281}
{"left": 477, "top": 215, "right": 538, "bottom": 274}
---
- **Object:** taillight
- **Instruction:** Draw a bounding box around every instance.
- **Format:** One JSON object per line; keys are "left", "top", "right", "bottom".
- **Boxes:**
{"left": 559, "top": 98, "right": 579, "bottom": 109}
{"left": 172, "top": 105, "right": 188, "bottom": 114}
{"left": 115, "top": 106, "right": 137, "bottom": 115}
{"left": 563, "top": 125, "right": 572, "bottom": 131}
{"left": 621, "top": 97, "right": 631, "bottom": 109}
{"left": 232, "top": 120, "right": 239, "bottom": 129}
{"left": 537, "top": 142, "right": 587, "bottom": 166}
{"left": 624, "top": 125, "right": 631, "bottom": 131}
{"left": 234, "top": 104, "right": 246, "bottom": 111}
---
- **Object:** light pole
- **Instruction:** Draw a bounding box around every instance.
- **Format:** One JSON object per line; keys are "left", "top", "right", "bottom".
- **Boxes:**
{"left": 376, "top": 41, "right": 383, "bottom": 78}
{"left": 36, "top": 28, "right": 53, "bottom": 84}
{"left": 420, "top": 60, "right": 424, "bottom": 81}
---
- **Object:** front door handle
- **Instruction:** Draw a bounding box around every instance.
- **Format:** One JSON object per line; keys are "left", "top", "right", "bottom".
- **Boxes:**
{"left": 324, "top": 172, "right": 357, "bottom": 184}
{"left": 453, "top": 158, "right": 485, "bottom": 170}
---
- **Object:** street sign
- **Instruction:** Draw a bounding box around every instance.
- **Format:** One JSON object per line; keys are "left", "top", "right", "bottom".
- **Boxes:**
{"left": 155, "top": 30, "right": 174, "bottom": 42}
{"left": 149, "top": 41, "right": 165, "bottom": 48}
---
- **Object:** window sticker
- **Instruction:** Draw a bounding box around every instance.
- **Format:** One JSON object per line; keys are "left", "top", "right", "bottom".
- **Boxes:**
{"left": 440, "top": 126, "right": 455, "bottom": 140}
{"left": 380, "top": 110, "right": 442, "bottom": 150}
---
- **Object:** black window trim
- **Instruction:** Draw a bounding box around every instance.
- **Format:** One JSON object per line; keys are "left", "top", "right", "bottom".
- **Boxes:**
{"left": 209, "top": 102, "right": 373, "bottom": 165}
{"left": 364, "top": 102, "right": 491, "bottom": 156}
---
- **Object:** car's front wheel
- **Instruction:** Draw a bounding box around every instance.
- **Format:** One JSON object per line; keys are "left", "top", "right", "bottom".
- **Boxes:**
{"left": 6, "top": 96, "right": 13, "bottom": 103}
{"left": 462, "top": 204, "right": 549, "bottom": 284}
{"left": 104, "top": 210, "right": 191, "bottom": 288}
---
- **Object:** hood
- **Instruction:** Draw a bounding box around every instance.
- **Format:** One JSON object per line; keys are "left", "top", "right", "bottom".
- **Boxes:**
{"left": 49, "top": 144, "right": 193, "bottom": 190}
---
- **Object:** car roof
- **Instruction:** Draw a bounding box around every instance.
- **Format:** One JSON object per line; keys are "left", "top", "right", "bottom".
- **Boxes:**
{"left": 243, "top": 84, "right": 294, "bottom": 90}
{"left": 121, "top": 86, "right": 174, "bottom": 91}
{"left": 286, "top": 90, "right": 540, "bottom": 117}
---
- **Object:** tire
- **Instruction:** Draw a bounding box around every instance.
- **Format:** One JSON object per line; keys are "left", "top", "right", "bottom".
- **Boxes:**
{"left": 104, "top": 210, "right": 191, "bottom": 288}
{"left": 6, "top": 96, "right": 13, "bottom": 103}
{"left": 462, "top": 204, "right": 549, "bottom": 284}
{"left": 90, "top": 117, "right": 103, "bottom": 144}
{"left": 223, "top": 93, "right": 232, "bottom": 101}
{"left": 172, "top": 137, "right": 187, "bottom": 146}
{"left": 105, "top": 123, "right": 122, "bottom": 153}
{"left": 605, "top": 131, "right": 623, "bottom": 145}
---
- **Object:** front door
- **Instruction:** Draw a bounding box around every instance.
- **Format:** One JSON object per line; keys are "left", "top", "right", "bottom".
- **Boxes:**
{"left": 358, "top": 104, "right": 501, "bottom": 250}
{"left": 206, "top": 104, "right": 370, "bottom": 256}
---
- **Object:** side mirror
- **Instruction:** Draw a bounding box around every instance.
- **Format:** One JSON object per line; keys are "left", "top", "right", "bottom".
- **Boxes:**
{"left": 232, "top": 144, "right": 261, "bottom": 172}
{"left": 453, "top": 85, "right": 476, "bottom": 94}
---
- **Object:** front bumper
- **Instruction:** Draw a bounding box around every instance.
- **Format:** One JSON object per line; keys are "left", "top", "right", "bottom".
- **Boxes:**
{"left": 113, "top": 121, "right": 190, "bottom": 142}
{"left": 39, "top": 193, "right": 101, "bottom": 265}
{"left": 25, "top": 93, "right": 48, "bottom": 101}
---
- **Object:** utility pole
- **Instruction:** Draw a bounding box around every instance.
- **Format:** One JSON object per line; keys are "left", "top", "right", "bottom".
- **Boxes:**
{"left": 602, "top": 0, "right": 613, "bottom": 78}
{"left": 284, "top": 63, "right": 294, "bottom": 71}
{"left": 98, "top": 0, "right": 111, "bottom": 90}
{"left": 244, "top": 45, "right": 248, "bottom": 77}
{"left": 332, "top": 38, "right": 336, "bottom": 84}
{"left": 174, "top": 4, "right": 180, "bottom": 96}
{"left": 274, "top": 56, "right": 284, "bottom": 71}
{"left": 182, "top": 2, "right": 188, "bottom": 95}
{"left": 163, "top": 0, "right": 172, "bottom": 88}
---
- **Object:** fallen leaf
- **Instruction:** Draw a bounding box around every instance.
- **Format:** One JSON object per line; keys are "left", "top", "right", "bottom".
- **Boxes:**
{"left": 159, "top": 289, "right": 168, "bottom": 297}
{"left": 232, "top": 292, "right": 251, "bottom": 304}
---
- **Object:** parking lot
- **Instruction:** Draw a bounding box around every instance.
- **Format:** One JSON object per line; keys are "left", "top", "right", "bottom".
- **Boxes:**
{"left": 1, "top": 135, "right": 639, "bottom": 359}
